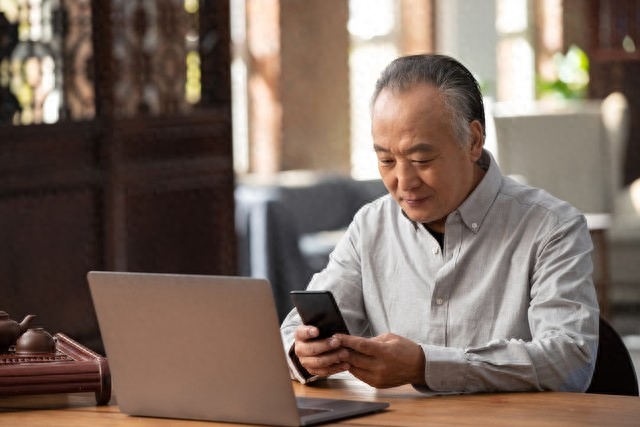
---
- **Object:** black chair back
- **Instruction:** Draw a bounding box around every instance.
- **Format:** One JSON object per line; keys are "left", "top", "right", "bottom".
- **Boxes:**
{"left": 586, "top": 317, "right": 639, "bottom": 396}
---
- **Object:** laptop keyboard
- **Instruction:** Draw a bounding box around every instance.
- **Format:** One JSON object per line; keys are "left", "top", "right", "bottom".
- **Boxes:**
{"left": 298, "top": 407, "right": 333, "bottom": 417}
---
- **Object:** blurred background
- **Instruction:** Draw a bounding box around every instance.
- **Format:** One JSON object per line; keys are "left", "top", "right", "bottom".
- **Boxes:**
{"left": 0, "top": 0, "right": 638, "bottom": 384}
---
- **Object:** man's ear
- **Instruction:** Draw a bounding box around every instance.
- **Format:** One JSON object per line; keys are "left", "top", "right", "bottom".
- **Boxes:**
{"left": 468, "top": 120, "right": 484, "bottom": 161}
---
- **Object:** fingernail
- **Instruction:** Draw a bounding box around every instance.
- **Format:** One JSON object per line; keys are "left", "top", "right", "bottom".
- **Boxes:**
{"left": 329, "top": 337, "right": 339, "bottom": 348}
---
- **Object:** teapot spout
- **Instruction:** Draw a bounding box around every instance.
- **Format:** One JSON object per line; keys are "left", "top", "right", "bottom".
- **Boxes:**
{"left": 19, "top": 314, "right": 36, "bottom": 333}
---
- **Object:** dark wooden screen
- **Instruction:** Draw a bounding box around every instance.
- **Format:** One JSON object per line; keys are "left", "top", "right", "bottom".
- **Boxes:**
{"left": 587, "top": 0, "right": 640, "bottom": 185}
{"left": 0, "top": 1, "right": 235, "bottom": 353}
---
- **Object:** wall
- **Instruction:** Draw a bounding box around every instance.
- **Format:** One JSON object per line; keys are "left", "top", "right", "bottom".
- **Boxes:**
{"left": 280, "top": 0, "right": 351, "bottom": 173}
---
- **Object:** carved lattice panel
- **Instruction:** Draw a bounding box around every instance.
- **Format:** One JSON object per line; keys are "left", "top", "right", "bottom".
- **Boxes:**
{"left": 0, "top": 0, "right": 234, "bottom": 355}
{"left": 0, "top": 0, "right": 64, "bottom": 124}
{"left": 110, "top": 0, "right": 200, "bottom": 118}
{"left": 63, "top": 0, "right": 95, "bottom": 121}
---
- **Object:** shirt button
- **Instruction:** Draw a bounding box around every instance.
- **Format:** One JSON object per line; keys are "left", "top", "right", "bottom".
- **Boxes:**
{"left": 471, "top": 222, "right": 478, "bottom": 229}
{"left": 436, "top": 298, "right": 444, "bottom": 305}
{"left": 432, "top": 246, "right": 440, "bottom": 255}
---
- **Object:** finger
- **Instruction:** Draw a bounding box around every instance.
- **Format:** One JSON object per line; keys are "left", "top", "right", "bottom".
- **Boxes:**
{"left": 294, "top": 325, "right": 319, "bottom": 341}
{"left": 295, "top": 336, "right": 340, "bottom": 357}
{"left": 300, "top": 349, "right": 350, "bottom": 377}
{"left": 340, "top": 347, "right": 376, "bottom": 370}
{"left": 369, "top": 332, "right": 397, "bottom": 343}
{"left": 306, "top": 361, "right": 351, "bottom": 378}
{"left": 335, "top": 334, "right": 378, "bottom": 356}
{"left": 301, "top": 348, "right": 349, "bottom": 370}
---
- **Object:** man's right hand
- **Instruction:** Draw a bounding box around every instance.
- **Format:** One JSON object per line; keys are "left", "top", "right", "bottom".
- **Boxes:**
{"left": 293, "top": 324, "right": 350, "bottom": 378}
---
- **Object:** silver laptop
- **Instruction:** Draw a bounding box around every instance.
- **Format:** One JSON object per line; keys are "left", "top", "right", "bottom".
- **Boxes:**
{"left": 87, "top": 271, "right": 389, "bottom": 426}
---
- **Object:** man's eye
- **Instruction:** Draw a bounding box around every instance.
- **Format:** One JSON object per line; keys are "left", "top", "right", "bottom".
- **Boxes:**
{"left": 379, "top": 158, "right": 395, "bottom": 165}
{"left": 412, "top": 159, "right": 431, "bottom": 165}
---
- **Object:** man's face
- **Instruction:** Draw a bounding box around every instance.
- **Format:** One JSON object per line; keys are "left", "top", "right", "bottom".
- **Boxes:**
{"left": 371, "top": 83, "right": 484, "bottom": 232}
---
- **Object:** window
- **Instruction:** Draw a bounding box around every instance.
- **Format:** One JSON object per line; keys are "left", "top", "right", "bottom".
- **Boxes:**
{"left": 496, "top": 0, "right": 535, "bottom": 103}
{"left": 348, "top": 0, "right": 399, "bottom": 179}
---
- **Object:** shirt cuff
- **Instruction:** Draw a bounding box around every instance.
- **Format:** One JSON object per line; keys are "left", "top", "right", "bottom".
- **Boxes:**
{"left": 422, "top": 344, "right": 468, "bottom": 392}
{"left": 287, "top": 344, "right": 320, "bottom": 384}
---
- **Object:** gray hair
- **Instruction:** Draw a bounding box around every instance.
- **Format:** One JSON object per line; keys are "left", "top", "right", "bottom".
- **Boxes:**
{"left": 371, "top": 54, "right": 485, "bottom": 146}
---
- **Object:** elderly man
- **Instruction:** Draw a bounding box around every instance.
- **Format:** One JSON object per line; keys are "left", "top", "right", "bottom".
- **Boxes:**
{"left": 280, "top": 54, "right": 599, "bottom": 393}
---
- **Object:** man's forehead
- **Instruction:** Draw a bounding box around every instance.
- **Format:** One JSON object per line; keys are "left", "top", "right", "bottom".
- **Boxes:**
{"left": 373, "top": 142, "right": 437, "bottom": 154}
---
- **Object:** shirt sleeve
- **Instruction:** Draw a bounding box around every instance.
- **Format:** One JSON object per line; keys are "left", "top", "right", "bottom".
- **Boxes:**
{"left": 421, "top": 215, "right": 599, "bottom": 393}
{"left": 280, "top": 220, "right": 368, "bottom": 383}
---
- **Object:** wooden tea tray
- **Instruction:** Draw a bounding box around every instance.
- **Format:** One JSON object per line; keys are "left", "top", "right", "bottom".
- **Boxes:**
{"left": 0, "top": 333, "right": 110, "bottom": 405}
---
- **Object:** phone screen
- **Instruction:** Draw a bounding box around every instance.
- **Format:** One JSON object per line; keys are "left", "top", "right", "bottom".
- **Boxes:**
{"left": 290, "top": 290, "right": 350, "bottom": 339}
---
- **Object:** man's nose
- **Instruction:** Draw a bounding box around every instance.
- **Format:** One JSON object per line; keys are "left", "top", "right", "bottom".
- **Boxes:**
{"left": 397, "top": 162, "right": 419, "bottom": 191}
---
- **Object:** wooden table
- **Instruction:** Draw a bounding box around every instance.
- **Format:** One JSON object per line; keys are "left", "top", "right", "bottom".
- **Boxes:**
{"left": 0, "top": 376, "right": 638, "bottom": 426}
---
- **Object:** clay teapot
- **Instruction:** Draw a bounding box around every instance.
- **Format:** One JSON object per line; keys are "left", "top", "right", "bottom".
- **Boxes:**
{"left": 16, "top": 327, "right": 56, "bottom": 354}
{"left": 0, "top": 311, "right": 36, "bottom": 353}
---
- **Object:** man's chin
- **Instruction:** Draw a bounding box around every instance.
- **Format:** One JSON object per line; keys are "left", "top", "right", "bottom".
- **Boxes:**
{"left": 405, "top": 211, "right": 435, "bottom": 224}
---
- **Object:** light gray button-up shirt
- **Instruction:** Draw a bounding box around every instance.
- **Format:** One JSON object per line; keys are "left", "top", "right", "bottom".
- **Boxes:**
{"left": 281, "top": 150, "right": 599, "bottom": 393}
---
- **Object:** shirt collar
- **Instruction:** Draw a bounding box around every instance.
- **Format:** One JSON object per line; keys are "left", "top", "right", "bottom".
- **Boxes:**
{"left": 455, "top": 149, "right": 502, "bottom": 233}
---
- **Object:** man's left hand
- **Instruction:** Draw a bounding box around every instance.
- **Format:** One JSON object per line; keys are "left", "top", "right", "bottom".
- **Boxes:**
{"left": 335, "top": 333, "right": 426, "bottom": 388}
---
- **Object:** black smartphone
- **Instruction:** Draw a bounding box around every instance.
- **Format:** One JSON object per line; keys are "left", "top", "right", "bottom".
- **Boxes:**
{"left": 290, "top": 290, "right": 350, "bottom": 339}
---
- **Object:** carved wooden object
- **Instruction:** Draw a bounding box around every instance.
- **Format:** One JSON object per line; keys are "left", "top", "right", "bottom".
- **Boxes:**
{"left": 0, "top": 333, "right": 111, "bottom": 405}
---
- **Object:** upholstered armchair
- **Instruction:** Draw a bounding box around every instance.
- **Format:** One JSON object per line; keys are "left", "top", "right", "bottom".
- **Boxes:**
{"left": 601, "top": 93, "right": 640, "bottom": 297}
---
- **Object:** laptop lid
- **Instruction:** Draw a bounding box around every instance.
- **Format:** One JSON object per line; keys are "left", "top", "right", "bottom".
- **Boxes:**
{"left": 87, "top": 271, "right": 388, "bottom": 426}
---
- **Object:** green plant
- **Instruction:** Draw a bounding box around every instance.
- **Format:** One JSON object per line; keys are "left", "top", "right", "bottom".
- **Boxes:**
{"left": 537, "top": 45, "right": 589, "bottom": 100}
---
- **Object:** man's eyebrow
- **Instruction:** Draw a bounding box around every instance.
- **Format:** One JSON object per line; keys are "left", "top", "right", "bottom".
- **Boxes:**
{"left": 373, "top": 143, "right": 435, "bottom": 154}
{"left": 403, "top": 143, "right": 435, "bottom": 155}
{"left": 373, "top": 144, "right": 389, "bottom": 153}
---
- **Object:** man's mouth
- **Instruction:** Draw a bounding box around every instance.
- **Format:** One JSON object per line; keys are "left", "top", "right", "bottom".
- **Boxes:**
{"left": 402, "top": 196, "right": 430, "bottom": 207}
